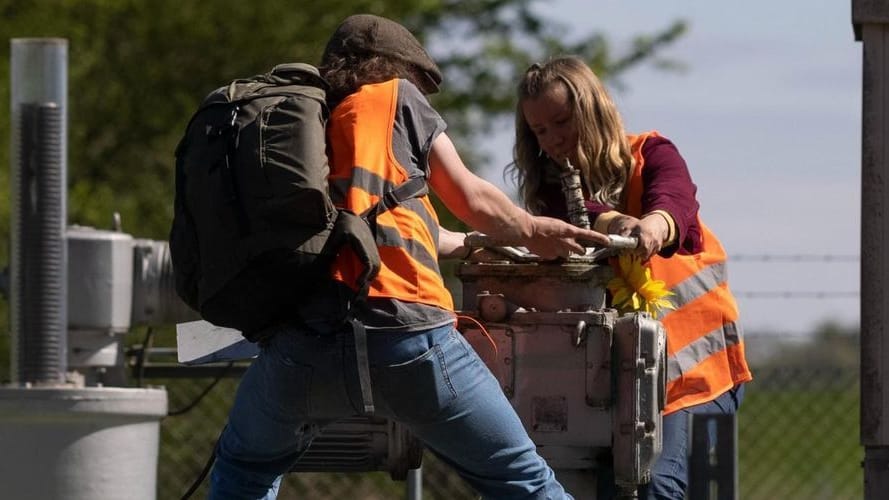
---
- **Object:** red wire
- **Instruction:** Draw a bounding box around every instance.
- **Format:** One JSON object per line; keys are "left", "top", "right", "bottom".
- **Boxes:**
{"left": 456, "top": 315, "right": 498, "bottom": 357}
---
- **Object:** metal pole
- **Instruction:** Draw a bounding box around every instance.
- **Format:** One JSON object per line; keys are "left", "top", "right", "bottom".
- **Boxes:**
{"left": 852, "top": 2, "right": 889, "bottom": 497}
{"left": 688, "top": 413, "right": 737, "bottom": 500}
{"left": 9, "top": 38, "right": 68, "bottom": 385}
{"left": 405, "top": 467, "right": 422, "bottom": 500}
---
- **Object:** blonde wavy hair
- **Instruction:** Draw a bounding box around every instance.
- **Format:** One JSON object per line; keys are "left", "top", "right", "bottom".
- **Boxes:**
{"left": 510, "top": 56, "right": 634, "bottom": 214}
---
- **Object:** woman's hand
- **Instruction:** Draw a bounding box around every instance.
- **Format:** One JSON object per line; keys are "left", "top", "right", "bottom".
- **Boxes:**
{"left": 608, "top": 213, "right": 670, "bottom": 260}
{"left": 607, "top": 214, "right": 639, "bottom": 237}
{"left": 633, "top": 214, "right": 670, "bottom": 260}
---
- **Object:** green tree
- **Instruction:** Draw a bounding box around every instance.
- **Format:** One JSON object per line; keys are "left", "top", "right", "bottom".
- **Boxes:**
{"left": 0, "top": 0, "right": 685, "bottom": 380}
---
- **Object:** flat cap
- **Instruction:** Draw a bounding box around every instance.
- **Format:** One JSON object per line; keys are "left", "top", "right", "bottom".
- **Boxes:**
{"left": 322, "top": 14, "right": 442, "bottom": 94}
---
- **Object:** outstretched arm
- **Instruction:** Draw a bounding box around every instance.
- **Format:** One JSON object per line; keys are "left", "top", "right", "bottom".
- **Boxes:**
{"left": 427, "top": 132, "right": 608, "bottom": 259}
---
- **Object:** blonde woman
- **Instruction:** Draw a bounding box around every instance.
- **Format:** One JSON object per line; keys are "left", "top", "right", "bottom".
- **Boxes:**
{"left": 511, "top": 56, "right": 752, "bottom": 500}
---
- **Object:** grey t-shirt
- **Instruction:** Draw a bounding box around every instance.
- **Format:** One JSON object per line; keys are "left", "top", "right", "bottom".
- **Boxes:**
{"left": 357, "top": 79, "right": 456, "bottom": 332}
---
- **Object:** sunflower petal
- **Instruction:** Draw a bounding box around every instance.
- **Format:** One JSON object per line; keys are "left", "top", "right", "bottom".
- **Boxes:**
{"left": 608, "top": 254, "right": 678, "bottom": 317}
{"left": 612, "top": 287, "right": 632, "bottom": 308}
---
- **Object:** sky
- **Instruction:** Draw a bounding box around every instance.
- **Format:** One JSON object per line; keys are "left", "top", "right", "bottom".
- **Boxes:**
{"left": 478, "top": 0, "right": 862, "bottom": 335}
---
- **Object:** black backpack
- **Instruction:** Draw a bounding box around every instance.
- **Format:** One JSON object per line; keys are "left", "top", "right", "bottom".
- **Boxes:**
{"left": 169, "top": 63, "right": 425, "bottom": 342}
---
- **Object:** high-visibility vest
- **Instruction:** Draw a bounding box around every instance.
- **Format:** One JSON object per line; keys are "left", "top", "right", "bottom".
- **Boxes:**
{"left": 326, "top": 79, "right": 454, "bottom": 312}
{"left": 625, "top": 131, "right": 752, "bottom": 414}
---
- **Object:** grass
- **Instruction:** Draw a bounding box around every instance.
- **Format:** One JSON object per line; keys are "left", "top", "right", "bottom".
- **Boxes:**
{"left": 738, "top": 372, "right": 862, "bottom": 500}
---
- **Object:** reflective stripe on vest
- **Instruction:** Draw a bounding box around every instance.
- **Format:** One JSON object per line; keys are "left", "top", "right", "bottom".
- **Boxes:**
{"left": 329, "top": 167, "right": 442, "bottom": 244}
{"left": 625, "top": 132, "right": 752, "bottom": 414}
{"left": 327, "top": 80, "right": 453, "bottom": 310}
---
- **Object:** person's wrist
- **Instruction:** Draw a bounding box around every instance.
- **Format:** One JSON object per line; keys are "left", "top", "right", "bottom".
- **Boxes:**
{"left": 522, "top": 213, "right": 539, "bottom": 241}
{"left": 644, "top": 210, "right": 674, "bottom": 245}
{"left": 596, "top": 211, "right": 622, "bottom": 234}
{"left": 461, "top": 232, "right": 473, "bottom": 259}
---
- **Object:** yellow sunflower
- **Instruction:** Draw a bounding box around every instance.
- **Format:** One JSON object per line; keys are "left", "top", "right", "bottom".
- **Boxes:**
{"left": 607, "top": 253, "right": 675, "bottom": 318}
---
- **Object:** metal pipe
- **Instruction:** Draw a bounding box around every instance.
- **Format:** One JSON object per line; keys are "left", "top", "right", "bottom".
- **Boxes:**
{"left": 405, "top": 467, "right": 422, "bottom": 500}
{"left": 10, "top": 38, "right": 69, "bottom": 385}
{"left": 131, "top": 238, "right": 200, "bottom": 326}
{"left": 559, "top": 159, "right": 591, "bottom": 230}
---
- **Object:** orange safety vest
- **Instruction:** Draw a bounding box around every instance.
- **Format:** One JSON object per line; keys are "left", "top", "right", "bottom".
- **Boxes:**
{"left": 326, "top": 80, "right": 454, "bottom": 312}
{"left": 624, "top": 131, "right": 752, "bottom": 414}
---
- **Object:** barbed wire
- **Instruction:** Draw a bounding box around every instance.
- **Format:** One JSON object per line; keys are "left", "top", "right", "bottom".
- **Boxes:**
{"left": 734, "top": 291, "right": 859, "bottom": 299}
{"left": 730, "top": 254, "right": 859, "bottom": 262}
{"left": 727, "top": 254, "right": 859, "bottom": 299}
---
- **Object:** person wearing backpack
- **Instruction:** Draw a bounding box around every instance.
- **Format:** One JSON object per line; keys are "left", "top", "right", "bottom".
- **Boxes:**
{"left": 207, "top": 15, "right": 609, "bottom": 499}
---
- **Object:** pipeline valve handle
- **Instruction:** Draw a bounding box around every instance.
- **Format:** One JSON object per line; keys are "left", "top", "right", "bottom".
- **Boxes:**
{"left": 607, "top": 234, "right": 639, "bottom": 250}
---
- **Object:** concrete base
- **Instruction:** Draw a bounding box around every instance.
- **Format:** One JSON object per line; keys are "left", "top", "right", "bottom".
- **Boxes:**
{"left": 0, "top": 386, "right": 167, "bottom": 500}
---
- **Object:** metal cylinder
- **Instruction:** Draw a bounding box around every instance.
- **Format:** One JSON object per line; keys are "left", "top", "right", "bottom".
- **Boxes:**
{"left": 289, "top": 416, "right": 423, "bottom": 480}
{"left": 67, "top": 226, "right": 134, "bottom": 333}
{"left": 66, "top": 227, "right": 134, "bottom": 381}
{"left": 131, "top": 238, "right": 200, "bottom": 326}
{"left": 0, "top": 386, "right": 168, "bottom": 500}
{"left": 10, "top": 38, "right": 69, "bottom": 385}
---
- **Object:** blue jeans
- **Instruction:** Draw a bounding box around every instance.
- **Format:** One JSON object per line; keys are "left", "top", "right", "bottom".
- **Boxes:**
{"left": 209, "top": 323, "right": 570, "bottom": 499}
{"left": 598, "top": 384, "right": 746, "bottom": 500}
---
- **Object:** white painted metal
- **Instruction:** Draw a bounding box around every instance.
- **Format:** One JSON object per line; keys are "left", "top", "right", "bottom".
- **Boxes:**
{"left": 0, "top": 387, "right": 168, "bottom": 500}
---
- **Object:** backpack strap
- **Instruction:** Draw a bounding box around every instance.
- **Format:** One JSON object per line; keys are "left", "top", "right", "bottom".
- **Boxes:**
{"left": 321, "top": 176, "right": 429, "bottom": 415}
{"left": 360, "top": 176, "right": 429, "bottom": 233}
{"left": 349, "top": 317, "right": 374, "bottom": 414}
{"left": 322, "top": 210, "right": 381, "bottom": 305}
{"left": 211, "top": 105, "right": 251, "bottom": 237}
{"left": 317, "top": 209, "right": 380, "bottom": 414}
{"left": 268, "top": 63, "right": 329, "bottom": 91}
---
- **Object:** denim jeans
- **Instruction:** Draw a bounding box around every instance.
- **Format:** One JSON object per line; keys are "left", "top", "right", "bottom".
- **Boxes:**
{"left": 209, "top": 322, "right": 571, "bottom": 499}
{"left": 597, "top": 384, "right": 746, "bottom": 500}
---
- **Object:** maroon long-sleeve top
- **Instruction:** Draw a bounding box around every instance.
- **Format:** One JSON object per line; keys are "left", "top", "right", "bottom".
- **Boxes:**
{"left": 537, "top": 134, "right": 703, "bottom": 256}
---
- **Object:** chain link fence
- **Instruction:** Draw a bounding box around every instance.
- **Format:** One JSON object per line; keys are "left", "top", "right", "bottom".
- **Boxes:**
{"left": 154, "top": 372, "right": 478, "bottom": 499}
{"left": 738, "top": 332, "right": 861, "bottom": 500}
{"left": 151, "top": 331, "right": 861, "bottom": 499}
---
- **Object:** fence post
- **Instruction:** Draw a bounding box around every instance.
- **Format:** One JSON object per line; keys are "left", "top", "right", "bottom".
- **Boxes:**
{"left": 853, "top": 2, "right": 889, "bottom": 498}
{"left": 405, "top": 467, "right": 422, "bottom": 500}
{"left": 687, "top": 413, "right": 737, "bottom": 500}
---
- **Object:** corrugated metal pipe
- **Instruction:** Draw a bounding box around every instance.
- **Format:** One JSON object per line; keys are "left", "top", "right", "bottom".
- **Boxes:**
{"left": 10, "top": 39, "right": 69, "bottom": 385}
{"left": 559, "top": 159, "right": 591, "bottom": 230}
